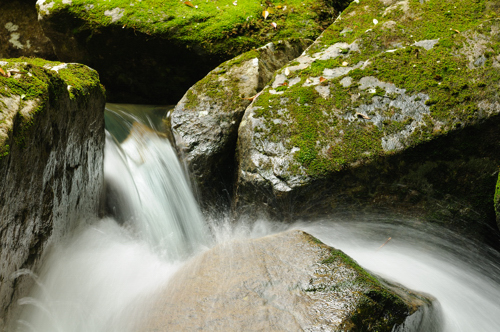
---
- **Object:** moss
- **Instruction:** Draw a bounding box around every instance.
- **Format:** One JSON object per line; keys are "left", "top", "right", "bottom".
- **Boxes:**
{"left": 41, "top": 0, "right": 342, "bottom": 59}
{"left": 493, "top": 171, "right": 500, "bottom": 224}
{"left": 251, "top": 0, "right": 500, "bottom": 177}
{"left": 311, "top": 243, "right": 409, "bottom": 330}
{"left": 0, "top": 58, "right": 104, "bottom": 159}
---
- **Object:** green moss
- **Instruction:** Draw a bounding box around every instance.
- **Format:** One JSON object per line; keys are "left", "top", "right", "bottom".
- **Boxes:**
{"left": 494, "top": 172, "right": 500, "bottom": 222}
{"left": 42, "top": 0, "right": 341, "bottom": 59}
{"left": 251, "top": 0, "right": 500, "bottom": 176}
{"left": 313, "top": 245, "right": 409, "bottom": 330}
{"left": 0, "top": 58, "right": 104, "bottom": 159}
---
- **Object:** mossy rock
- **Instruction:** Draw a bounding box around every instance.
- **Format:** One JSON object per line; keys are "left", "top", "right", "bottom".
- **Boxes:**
{"left": 36, "top": 0, "right": 351, "bottom": 103}
{"left": 0, "top": 57, "right": 104, "bottom": 158}
{"left": 0, "top": 57, "right": 105, "bottom": 328}
{"left": 235, "top": 0, "right": 500, "bottom": 245}
{"left": 138, "top": 229, "right": 441, "bottom": 331}
{"left": 171, "top": 39, "right": 310, "bottom": 209}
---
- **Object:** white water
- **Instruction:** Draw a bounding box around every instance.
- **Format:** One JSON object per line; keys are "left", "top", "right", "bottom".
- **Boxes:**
{"left": 15, "top": 106, "right": 500, "bottom": 331}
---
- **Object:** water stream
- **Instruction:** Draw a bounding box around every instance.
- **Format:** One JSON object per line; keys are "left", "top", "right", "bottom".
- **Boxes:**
{"left": 15, "top": 105, "right": 500, "bottom": 331}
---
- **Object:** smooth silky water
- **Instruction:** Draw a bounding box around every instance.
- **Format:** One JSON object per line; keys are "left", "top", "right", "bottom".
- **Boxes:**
{"left": 15, "top": 104, "right": 500, "bottom": 331}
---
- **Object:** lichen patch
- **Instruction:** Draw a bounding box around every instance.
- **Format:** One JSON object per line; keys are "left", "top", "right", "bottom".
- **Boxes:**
{"left": 104, "top": 8, "right": 125, "bottom": 23}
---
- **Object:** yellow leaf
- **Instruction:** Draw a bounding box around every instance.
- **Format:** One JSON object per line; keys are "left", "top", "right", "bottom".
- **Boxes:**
{"left": 0, "top": 68, "right": 10, "bottom": 78}
{"left": 184, "top": 1, "right": 195, "bottom": 7}
{"left": 276, "top": 5, "right": 282, "bottom": 9}
{"left": 262, "top": 10, "right": 269, "bottom": 19}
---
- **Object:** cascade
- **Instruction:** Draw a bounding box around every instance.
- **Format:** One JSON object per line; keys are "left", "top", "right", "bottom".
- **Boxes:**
{"left": 14, "top": 104, "right": 500, "bottom": 331}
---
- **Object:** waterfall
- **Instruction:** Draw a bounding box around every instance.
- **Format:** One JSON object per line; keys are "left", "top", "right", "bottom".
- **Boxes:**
{"left": 103, "top": 106, "right": 210, "bottom": 260}
{"left": 15, "top": 105, "right": 500, "bottom": 331}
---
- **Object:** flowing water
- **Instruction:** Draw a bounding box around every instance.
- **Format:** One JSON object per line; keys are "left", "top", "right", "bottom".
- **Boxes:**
{"left": 15, "top": 105, "right": 500, "bottom": 331}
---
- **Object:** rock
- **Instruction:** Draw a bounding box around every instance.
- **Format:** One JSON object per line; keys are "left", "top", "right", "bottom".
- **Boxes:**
{"left": 0, "top": 0, "right": 56, "bottom": 60}
{"left": 137, "top": 230, "right": 441, "bottom": 331}
{"left": 235, "top": 0, "right": 500, "bottom": 244}
{"left": 0, "top": 58, "right": 106, "bottom": 330}
{"left": 35, "top": 0, "right": 351, "bottom": 104}
{"left": 171, "top": 39, "right": 311, "bottom": 209}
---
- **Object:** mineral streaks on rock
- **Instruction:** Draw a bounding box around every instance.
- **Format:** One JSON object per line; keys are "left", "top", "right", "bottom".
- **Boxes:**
{"left": 138, "top": 230, "right": 439, "bottom": 331}
{"left": 0, "top": 59, "right": 105, "bottom": 329}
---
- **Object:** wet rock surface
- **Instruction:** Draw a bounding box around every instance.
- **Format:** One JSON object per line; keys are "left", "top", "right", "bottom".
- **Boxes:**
{"left": 235, "top": 0, "right": 500, "bottom": 244}
{"left": 0, "top": 59, "right": 105, "bottom": 329}
{"left": 138, "top": 230, "right": 441, "bottom": 331}
{"left": 171, "top": 39, "right": 310, "bottom": 208}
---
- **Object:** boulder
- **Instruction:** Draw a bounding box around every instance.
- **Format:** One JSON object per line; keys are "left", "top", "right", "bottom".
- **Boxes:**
{"left": 171, "top": 39, "right": 310, "bottom": 208}
{"left": 138, "top": 230, "right": 441, "bottom": 331}
{"left": 235, "top": 0, "right": 500, "bottom": 244}
{"left": 35, "top": 0, "right": 351, "bottom": 103}
{"left": 0, "top": 58, "right": 105, "bottom": 330}
{"left": 0, "top": 0, "right": 56, "bottom": 60}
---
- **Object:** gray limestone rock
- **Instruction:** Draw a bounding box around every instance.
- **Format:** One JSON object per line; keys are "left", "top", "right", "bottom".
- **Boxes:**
{"left": 171, "top": 39, "right": 311, "bottom": 208}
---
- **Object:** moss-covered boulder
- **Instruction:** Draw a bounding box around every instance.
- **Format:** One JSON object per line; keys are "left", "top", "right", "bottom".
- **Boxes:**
{"left": 0, "top": 0, "right": 56, "bottom": 60}
{"left": 0, "top": 58, "right": 105, "bottom": 329}
{"left": 171, "top": 39, "right": 310, "bottom": 208}
{"left": 35, "top": 0, "right": 350, "bottom": 103}
{"left": 235, "top": 0, "right": 500, "bottom": 244}
{"left": 138, "top": 230, "right": 441, "bottom": 331}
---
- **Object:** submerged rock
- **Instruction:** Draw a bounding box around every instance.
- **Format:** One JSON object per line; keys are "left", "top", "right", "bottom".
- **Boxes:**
{"left": 171, "top": 39, "right": 310, "bottom": 208}
{"left": 0, "top": 0, "right": 56, "bottom": 60}
{"left": 36, "top": 0, "right": 351, "bottom": 104}
{"left": 235, "top": 0, "right": 500, "bottom": 244}
{"left": 0, "top": 58, "right": 105, "bottom": 329}
{"left": 138, "top": 230, "right": 441, "bottom": 331}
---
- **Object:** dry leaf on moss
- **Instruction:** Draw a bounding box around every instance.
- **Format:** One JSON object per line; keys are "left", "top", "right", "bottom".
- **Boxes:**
{"left": 356, "top": 112, "right": 370, "bottom": 120}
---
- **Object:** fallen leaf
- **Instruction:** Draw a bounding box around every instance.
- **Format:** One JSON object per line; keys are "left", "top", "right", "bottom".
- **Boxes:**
{"left": 262, "top": 10, "right": 269, "bottom": 19}
{"left": 342, "top": 61, "right": 348, "bottom": 66}
{"left": 184, "top": 1, "right": 195, "bottom": 7}
{"left": 284, "top": 67, "right": 290, "bottom": 76}
{"left": 276, "top": 5, "right": 282, "bottom": 9}
{"left": 233, "top": 0, "right": 237, "bottom": 5}
{"left": 279, "top": 82, "right": 288, "bottom": 86}
{"left": 271, "top": 22, "right": 277, "bottom": 29}
{"left": 356, "top": 112, "right": 371, "bottom": 120}
{"left": 373, "top": 18, "right": 378, "bottom": 25}
{"left": 319, "top": 76, "right": 326, "bottom": 83}
{"left": 306, "top": 78, "right": 312, "bottom": 84}
{"left": 0, "top": 68, "right": 8, "bottom": 77}
{"left": 453, "top": 29, "right": 460, "bottom": 33}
